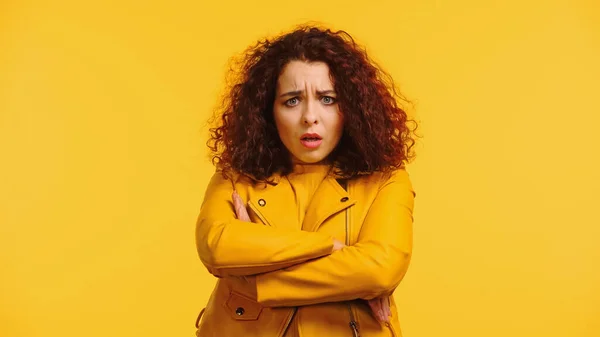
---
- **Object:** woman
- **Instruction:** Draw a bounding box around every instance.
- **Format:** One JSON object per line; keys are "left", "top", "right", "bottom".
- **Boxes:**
{"left": 195, "top": 25, "right": 417, "bottom": 337}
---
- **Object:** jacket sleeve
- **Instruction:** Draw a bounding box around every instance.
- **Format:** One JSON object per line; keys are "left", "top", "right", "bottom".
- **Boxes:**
{"left": 255, "top": 169, "right": 415, "bottom": 307}
{"left": 195, "top": 171, "right": 335, "bottom": 278}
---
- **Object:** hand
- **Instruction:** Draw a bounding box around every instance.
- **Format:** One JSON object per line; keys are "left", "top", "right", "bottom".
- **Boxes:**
{"left": 367, "top": 296, "right": 391, "bottom": 323}
{"left": 332, "top": 238, "right": 345, "bottom": 252}
{"left": 232, "top": 190, "right": 251, "bottom": 222}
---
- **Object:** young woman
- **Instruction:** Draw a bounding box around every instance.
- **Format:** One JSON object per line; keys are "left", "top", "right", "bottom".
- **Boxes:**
{"left": 195, "top": 25, "right": 418, "bottom": 337}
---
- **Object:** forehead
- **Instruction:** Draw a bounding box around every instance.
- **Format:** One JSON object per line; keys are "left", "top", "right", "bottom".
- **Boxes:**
{"left": 277, "top": 60, "right": 334, "bottom": 91}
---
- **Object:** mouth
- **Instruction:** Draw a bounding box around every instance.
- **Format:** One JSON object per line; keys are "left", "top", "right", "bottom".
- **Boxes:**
{"left": 300, "top": 133, "right": 322, "bottom": 149}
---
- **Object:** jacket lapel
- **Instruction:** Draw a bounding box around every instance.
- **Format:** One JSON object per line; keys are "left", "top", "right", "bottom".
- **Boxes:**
{"left": 246, "top": 176, "right": 300, "bottom": 230}
{"left": 244, "top": 174, "right": 356, "bottom": 232}
{"left": 302, "top": 177, "right": 356, "bottom": 233}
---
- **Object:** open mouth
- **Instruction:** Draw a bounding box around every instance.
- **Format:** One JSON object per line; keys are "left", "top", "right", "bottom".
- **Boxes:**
{"left": 300, "top": 133, "right": 322, "bottom": 148}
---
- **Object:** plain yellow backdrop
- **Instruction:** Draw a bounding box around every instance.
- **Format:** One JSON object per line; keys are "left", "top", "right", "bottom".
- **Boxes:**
{"left": 1, "top": 1, "right": 599, "bottom": 336}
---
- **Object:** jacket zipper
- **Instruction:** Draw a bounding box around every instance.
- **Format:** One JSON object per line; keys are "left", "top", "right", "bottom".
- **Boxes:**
{"left": 343, "top": 181, "right": 360, "bottom": 337}
{"left": 280, "top": 307, "right": 298, "bottom": 337}
{"left": 348, "top": 305, "right": 360, "bottom": 337}
{"left": 386, "top": 322, "right": 397, "bottom": 337}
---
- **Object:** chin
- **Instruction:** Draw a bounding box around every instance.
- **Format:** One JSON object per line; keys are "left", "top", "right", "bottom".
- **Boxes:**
{"left": 296, "top": 159, "right": 321, "bottom": 164}
{"left": 294, "top": 154, "right": 326, "bottom": 164}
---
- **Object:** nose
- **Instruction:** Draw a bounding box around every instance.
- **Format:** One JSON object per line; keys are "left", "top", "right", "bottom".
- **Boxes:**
{"left": 302, "top": 102, "right": 318, "bottom": 125}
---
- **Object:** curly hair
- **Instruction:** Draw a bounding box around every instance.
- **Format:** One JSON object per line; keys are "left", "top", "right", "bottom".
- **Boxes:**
{"left": 207, "top": 25, "right": 418, "bottom": 183}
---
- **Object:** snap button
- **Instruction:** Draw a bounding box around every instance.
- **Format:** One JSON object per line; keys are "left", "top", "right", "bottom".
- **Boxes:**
{"left": 258, "top": 199, "right": 266, "bottom": 207}
{"left": 226, "top": 291, "right": 263, "bottom": 320}
{"left": 340, "top": 196, "right": 349, "bottom": 202}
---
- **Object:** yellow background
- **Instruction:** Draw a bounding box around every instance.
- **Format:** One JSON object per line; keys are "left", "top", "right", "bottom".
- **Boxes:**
{"left": 1, "top": 1, "right": 599, "bottom": 336}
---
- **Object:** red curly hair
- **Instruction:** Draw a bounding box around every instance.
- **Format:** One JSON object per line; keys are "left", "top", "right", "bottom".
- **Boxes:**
{"left": 207, "top": 25, "right": 418, "bottom": 182}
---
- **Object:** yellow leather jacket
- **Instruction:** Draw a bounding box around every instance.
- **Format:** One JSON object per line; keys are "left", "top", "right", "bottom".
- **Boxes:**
{"left": 195, "top": 168, "right": 415, "bottom": 337}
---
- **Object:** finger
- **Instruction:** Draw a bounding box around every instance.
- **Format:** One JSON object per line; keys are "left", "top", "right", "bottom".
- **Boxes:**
{"left": 239, "top": 206, "right": 251, "bottom": 221}
{"left": 232, "top": 191, "right": 246, "bottom": 220}
{"left": 382, "top": 297, "right": 390, "bottom": 321}
{"left": 368, "top": 299, "right": 384, "bottom": 322}
{"left": 385, "top": 297, "right": 391, "bottom": 319}
{"left": 232, "top": 190, "right": 240, "bottom": 206}
{"left": 232, "top": 191, "right": 242, "bottom": 217}
{"left": 381, "top": 297, "right": 390, "bottom": 322}
{"left": 367, "top": 300, "right": 377, "bottom": 321}
{"left": 232, "top": 191, "right": 251, "bottom": 221}
{"left": 371, "top": 298, "right": 388, "bottom": 323}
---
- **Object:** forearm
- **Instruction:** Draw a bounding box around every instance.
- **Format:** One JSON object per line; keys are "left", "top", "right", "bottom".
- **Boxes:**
{"left": 197, "top": 171, "right": 336, "bottom": 277}
{"left": 255, "top": 242, "right": 411, "bottom": 307}
{"left": 196, "top": 216, "right": 335, "bottom": 277}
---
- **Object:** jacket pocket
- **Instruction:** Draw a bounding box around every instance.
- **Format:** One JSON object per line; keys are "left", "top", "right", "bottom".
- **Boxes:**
{"left": 224, "top": 291, "right": 263, "bottom": 321}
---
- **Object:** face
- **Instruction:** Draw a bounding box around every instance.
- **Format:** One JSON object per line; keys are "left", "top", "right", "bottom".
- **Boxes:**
{"left": 273, "top": 60, "right": 344, "bottom": 165}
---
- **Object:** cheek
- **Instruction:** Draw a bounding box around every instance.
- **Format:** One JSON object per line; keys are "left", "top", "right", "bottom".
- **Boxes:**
{"left": 273, "top": 111, "right": 293, "bottom": 138}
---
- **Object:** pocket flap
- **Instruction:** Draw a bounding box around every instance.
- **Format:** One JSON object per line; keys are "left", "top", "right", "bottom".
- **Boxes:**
{"left": 224, "top": 291, "right": 263, "bottom": 321}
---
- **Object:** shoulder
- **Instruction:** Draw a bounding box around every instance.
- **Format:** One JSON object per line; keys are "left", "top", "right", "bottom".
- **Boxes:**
{"left": 355, "top": 168, "right": 413, "bottom": 189}
{"left": 349, "top": 168, "right": 415, "bottom": 213}
{"left": 206, "top": 169, "right": 281, "bottom": 192}
{"left": 207, "top": 169, "right": 249, "bottom": 189}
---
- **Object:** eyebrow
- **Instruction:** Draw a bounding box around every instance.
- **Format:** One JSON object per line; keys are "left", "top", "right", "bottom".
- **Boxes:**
{"left": 279, "top": 89, "right": 336, "bottom": 98}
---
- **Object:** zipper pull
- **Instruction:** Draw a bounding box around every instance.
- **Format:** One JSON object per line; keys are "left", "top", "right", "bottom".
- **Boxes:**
{"left": 349, "top": 320, "right": 360, "bottom": 337}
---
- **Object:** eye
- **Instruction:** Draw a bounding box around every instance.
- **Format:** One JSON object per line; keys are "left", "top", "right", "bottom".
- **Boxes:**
{"left": 321, "top": 96, "right": 336, "bottom": 105}
{"left": 285, "top": 97, "right": 300, "bottom": 107}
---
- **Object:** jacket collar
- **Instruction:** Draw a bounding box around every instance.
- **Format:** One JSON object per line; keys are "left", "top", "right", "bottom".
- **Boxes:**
{"left": 302, "top": 176, "right": 356, "bottom": 232}
{"left": 246, "top": 174, "right": 355, "bottom": 232}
